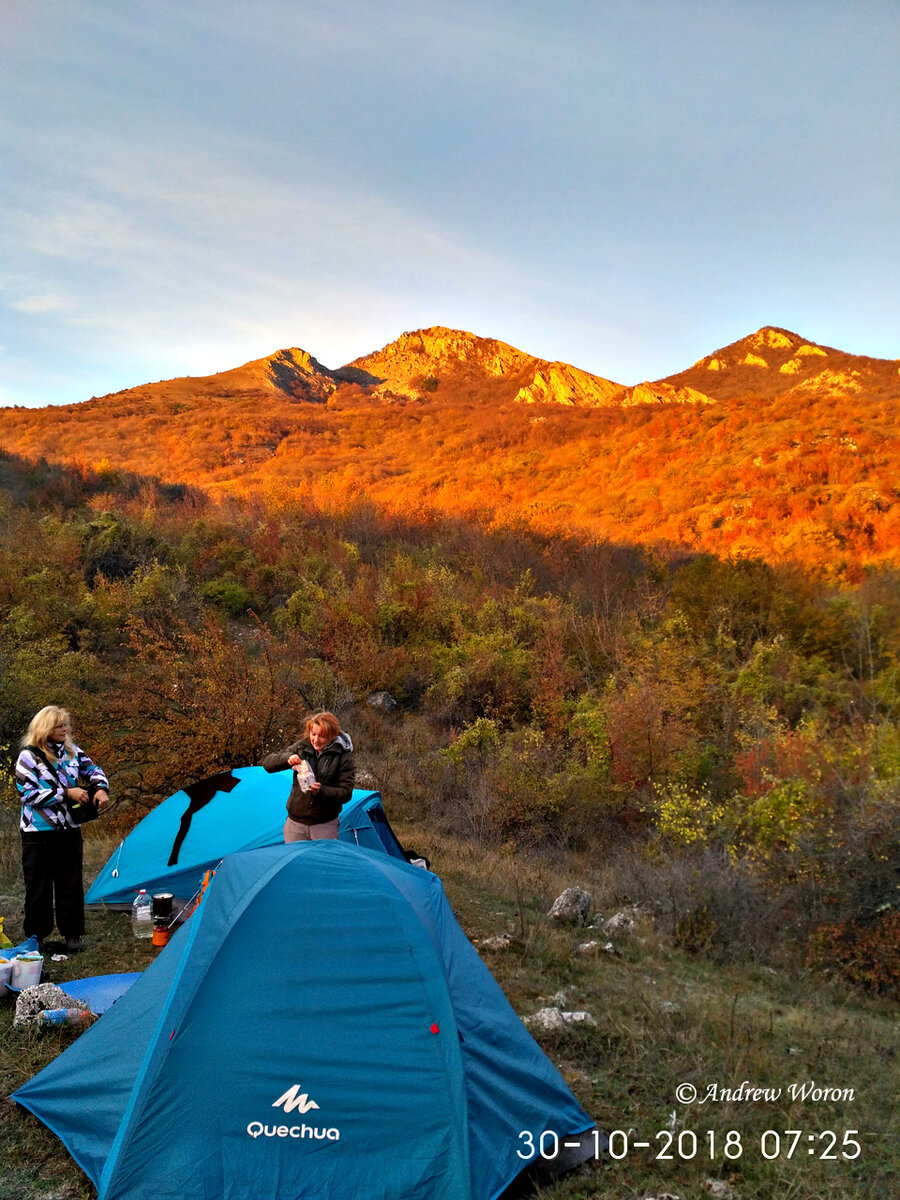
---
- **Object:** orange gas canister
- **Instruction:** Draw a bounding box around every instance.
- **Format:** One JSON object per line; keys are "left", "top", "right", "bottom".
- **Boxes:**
{"left": 151, "top": 920, "right": 170, "bottom": 948}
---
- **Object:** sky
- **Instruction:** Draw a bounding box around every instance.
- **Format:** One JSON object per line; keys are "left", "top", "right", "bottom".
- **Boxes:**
{"left": 1, "top": 0, "right": 898, "bottom": 407}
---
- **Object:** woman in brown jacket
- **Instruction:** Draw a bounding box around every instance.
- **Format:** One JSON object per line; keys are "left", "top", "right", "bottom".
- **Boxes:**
{"left": 262, "top": 711, "right": 356, "bottom": 843}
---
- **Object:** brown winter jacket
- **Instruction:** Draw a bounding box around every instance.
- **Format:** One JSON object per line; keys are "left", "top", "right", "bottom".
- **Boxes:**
{"left": 262, "top": 732, "right": 356, "bottom": 825}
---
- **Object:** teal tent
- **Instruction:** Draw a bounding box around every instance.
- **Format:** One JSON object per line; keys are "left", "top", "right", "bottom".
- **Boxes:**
{"left": 337, "top": 790, "right": 409, "bottom": 861}
{"left": 16, "top": 843, "right": 599, "bottom": 1200}
{"left": 85, "top": 768, "right": 404, "bottom": 906}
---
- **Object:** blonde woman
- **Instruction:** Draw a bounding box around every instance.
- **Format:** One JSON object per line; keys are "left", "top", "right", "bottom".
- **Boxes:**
{"left": 262, "top": 711, "right": 355, "bottom": 843}
{"left": 16, "top": 705, "right": 109, "bottom": 953}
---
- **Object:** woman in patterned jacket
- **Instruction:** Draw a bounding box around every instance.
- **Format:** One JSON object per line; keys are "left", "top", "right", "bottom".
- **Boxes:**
{"left": 16, "top": 705, "right": 109, "bottom": 953}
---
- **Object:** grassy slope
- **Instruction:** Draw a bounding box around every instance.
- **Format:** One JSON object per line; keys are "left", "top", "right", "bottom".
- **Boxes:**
{"left": 0, "top": 815, "right": 896, "bottom": 1200}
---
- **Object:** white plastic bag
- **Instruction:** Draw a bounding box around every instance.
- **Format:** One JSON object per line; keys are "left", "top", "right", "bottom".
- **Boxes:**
{"left": 293, "top": 760, "right": 316, "bottom": 792}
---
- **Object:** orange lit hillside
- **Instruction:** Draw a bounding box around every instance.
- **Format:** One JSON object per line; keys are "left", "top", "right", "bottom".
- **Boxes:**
{"left": 0, "top": 325, "right": 898, "bottom": 572}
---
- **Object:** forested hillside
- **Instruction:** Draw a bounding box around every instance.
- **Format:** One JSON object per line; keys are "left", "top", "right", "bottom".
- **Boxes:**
{"left": 1, "top": 448, "right": 898, "bottom": 993}
{"left": 0, "top": 326, "right": 898, "bottom": 575}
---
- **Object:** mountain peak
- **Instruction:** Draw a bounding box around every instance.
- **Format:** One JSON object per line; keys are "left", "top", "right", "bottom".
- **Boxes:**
{"left": 124, "top": 346, "right": 339, "bottom": 407}
{"left": 201, "top": 347, "right": 338, "bottom": 396}
{"left": 344, "top": 326, "right": 629, "bottom": 407}
{"left": 345, "top": 326, "right": 533, "bottom": 380}
{"left": 659, "top": 325, "right": 899, "bottom": 406}
{"left": 688, "top": 327, "right": 822, "bottom": 372}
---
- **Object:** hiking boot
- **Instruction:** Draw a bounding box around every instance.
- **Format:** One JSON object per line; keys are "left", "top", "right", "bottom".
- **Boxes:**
{"left": 64, "top": 937, "right": 84, "bottom": 954}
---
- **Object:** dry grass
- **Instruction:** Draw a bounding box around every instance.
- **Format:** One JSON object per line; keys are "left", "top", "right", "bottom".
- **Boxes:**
{"left": 405, "top": 827, "right": 899, "bottom": 1199}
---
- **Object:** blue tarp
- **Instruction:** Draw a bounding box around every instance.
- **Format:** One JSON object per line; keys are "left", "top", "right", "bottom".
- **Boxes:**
{"left": 2, "top": 935, "right": 40, "bottom": 960}
{"left": 86, "top": 767, "right": 403, "bottom": 905}
{"left": 58, "top": 973, "right": 142, "bottom": 1015}
{"left": 16, "top": 842, "right": 594, "bottom": 1200}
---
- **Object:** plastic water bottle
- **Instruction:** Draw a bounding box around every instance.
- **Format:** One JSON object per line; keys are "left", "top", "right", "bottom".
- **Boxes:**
{"left": 131, "top": 889, "right": 153, "bottom": 938}
{"left": 38, "top": 1007, "right": 92, "bottom": 1027}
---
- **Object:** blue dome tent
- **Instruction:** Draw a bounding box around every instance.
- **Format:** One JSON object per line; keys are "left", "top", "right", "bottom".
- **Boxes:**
{"left": 16, "top": 842, "right": 599, "bottom": 1200}
{"left": 85, "top": 767, "right": 406, "bottom": 907}
{"left": 337, "top": 789, "right": 409, "bottom": 861}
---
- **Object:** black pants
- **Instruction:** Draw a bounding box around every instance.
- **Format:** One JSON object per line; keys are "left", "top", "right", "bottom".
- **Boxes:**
{"left": 21, "top": 829, "right": 85, "bottom": 941}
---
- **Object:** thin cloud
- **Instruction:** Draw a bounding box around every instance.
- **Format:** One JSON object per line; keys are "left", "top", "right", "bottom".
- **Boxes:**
{"left": 1, "top": 129, "right": 534, "bottom": 388}
{"left": 9, "top": 292, "right": 70, "bottom": 315}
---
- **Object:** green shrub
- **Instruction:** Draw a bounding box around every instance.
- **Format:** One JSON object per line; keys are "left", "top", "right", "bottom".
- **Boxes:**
{"left": 201, "top": 578, "right": 254, "bottom": 616}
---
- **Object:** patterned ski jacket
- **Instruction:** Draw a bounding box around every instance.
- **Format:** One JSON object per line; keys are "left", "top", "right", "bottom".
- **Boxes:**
{"left": 16, "top": 740, "right": 109, "bottom": 833}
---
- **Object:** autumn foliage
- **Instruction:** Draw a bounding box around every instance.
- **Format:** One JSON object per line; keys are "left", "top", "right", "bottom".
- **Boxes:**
{"left": 0, "top": 325, "right": 898, "bottom": 576}
{"left": 0, "top": 323, "right": 899, "bottom": 994}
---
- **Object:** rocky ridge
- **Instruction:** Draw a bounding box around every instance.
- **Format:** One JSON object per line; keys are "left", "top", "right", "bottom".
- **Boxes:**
{"left": 344, "top": 325, "right": 716, "bottom": 409}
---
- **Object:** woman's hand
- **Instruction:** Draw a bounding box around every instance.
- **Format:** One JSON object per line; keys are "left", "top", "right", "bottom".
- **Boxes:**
{"left": 67, "top": 786, "right": 90, "bottom": 804}
{"left": 93, "top": 789, "right": 110, "bottom": 810}
{"left": 309, "top": 781, "right": 321, "bottom": 793}
{"left": 287, "top": 754, "right": 301, "bottom": 767}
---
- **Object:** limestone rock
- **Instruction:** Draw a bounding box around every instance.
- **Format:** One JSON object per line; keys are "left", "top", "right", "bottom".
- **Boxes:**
{"left": 779, "top": 357, "right": 804, "bottom": 374}
{"left": 367, "top": 690, "right": 397, "bottom": 713}
{"left": 14, "top": 982, "right": 90, "bottom": 1025}
{"left": 525, "top": 1006, "right": 597, "bottom": 1032}
{"left": 548, "top": 887, "right": 591, "bottom": 924}
{"left": 752, "top": 328, "right": 794, "bottom": 350}
{"left": 795, "top": 368, "right": 863, "bottom": 395}
{"left": 624, "top": 382, "right": 714, "bottom": 407}
{"left": 478, "top": 934, "right": 521, "bottom": 952}
{"left": 600, "top": 906, "right": 643, "bottom": 936}
{"left": 702, "top": 1181, "right": 739, "bottom": 1200}
{"left": 575, "top": 939, "right": 617, "bottom": 956}
{"left": 515, "top": 362, "right": 624, "bottom": 407}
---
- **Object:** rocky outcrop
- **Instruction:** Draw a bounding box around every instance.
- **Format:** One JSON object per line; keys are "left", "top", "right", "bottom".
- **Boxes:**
{"left": 623, "top": 381, "right": 714, "bottom": 407}
{"left": 515, "top": 362, "right": 625, "bottom": 407}
{"left": 751, "top": 328, "right": 794, "bottom": 351}
{"left": 793, "top": 368, "right": 864, "bottom": 395}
